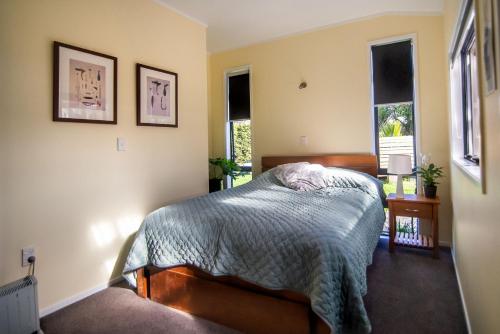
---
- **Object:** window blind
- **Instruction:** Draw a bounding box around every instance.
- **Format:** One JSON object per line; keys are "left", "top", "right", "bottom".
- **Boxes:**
{"left": 228, "top": 73, "right": 250, "bottom": 121}
{"left": 372, "top": 40, "right": 414, "bottom": 105}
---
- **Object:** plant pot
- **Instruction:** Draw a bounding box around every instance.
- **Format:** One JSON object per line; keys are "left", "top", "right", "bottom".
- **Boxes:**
{"left": 424, "top": 185, "right": 437, "bottom": 198}
{"left": 209, "top": 178, "right": 222, "bottom": 193}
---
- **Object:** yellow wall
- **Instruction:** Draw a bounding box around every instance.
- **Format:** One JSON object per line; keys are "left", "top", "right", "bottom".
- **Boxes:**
{"left": 444, "top": 0, "right": 500, "bottom": 332}
{"left": 0, "top": 0, "right": 208, "bottom": 311}
{"left": 209, "top": 15, "right": 453, "bottom": 243}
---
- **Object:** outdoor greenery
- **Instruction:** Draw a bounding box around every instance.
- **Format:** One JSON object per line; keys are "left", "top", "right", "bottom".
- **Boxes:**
{"left": 377, "top": 98, "right": 420, "bottom": 232}
{"left": 381, "top": 176, "right": 418, "bottom": 234}
{"left": 378, "top": 104, "right": 413, "bottom": 137}
{"left": 417, "top": 163, "right": 444, "bottom": 187}
{"left": 233, "top": 173, "right": 252, "bottom": 187}
{"left": 396, "top": 219, "right": 417, "bottom": 233}
{"left": 232, "top": 121, "right": 252, "bottom": 165}
{"left": 382, "top": 176, "right": 416, "bottom": 195}
{"left": 209, "top": 158, "right": 240, "bottom": 180}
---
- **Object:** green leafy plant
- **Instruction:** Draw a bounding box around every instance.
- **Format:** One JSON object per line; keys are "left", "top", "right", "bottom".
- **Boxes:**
{"left": 397, "top": 223, "right": 412, "bottom": 234}
{"left": 379, "top": 120, "right": 402, "bottom": 137}
{"left": 209, "top": 158, "right": 240, "bottom": 180}
{"left": 233, "top": 121, "right": 252, "bottom": 165}
{"left": 417, "top": 163, "right": 444, "bottom": 187}
{"left": 378, "top": 104, "right": 414, "bottom": 137}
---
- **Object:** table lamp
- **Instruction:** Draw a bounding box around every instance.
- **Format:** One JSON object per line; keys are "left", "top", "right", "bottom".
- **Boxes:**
{"left": 387, "top": 154, "right": 412, "bottom": 198}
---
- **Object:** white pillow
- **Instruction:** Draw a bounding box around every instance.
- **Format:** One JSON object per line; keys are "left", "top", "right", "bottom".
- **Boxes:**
{"left": 274, "top": 162, "right": 332, "bottom": 191}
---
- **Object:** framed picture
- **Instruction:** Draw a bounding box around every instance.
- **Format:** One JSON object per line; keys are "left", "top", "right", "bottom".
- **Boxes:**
{"left": 482, "top": 0, "right": 496, "bottom": 95}
{"left": 495, "top": 0, "right": 500, "bottom": 74}
{"left": 53, "top": 42, "right": 117, "bottom": 124}
{"left": 136, "top": 63, "right": 178, "bottom": 127}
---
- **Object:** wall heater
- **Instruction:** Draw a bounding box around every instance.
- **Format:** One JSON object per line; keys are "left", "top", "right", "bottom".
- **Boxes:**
{"left": 0, "top": 275, "right": 41, "bottom": 334}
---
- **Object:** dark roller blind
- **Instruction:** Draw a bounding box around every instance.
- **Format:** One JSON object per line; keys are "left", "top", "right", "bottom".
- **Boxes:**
{"left": 372, "top": 40, "right": 414, "bottom": 105}
{"left": 228, "top": 73, "right": 250, "bottom": 121}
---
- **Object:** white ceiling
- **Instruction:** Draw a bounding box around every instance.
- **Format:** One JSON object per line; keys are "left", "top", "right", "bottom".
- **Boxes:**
{"left": 158, "top": 0, "right": 444, "bottom": 53}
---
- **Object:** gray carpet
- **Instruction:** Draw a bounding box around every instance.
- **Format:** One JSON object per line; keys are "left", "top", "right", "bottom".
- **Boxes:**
{"left": 364, "top": 237, "right": 467, "bottom": 334}
{"left": 41, "top": 238, "right": 467, "bottom": 333}
{"left": 40, "top": 284, "right": 239, "bottom": 334}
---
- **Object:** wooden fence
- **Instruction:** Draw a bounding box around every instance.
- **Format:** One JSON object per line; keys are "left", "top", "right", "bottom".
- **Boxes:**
{"left": 379, "top": 136, "right": 414, "bottom": 169}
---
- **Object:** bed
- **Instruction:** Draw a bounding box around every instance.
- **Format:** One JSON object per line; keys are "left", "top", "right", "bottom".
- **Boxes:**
{"left": 122, "top": 154, "right": 386, "bottom": 334}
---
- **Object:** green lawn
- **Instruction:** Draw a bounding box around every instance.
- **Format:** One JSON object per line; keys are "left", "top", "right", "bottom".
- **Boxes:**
{"left": 233, "top": 173, "right": 252, "bottom": 187}
{"left": 382, "top": 177, "right": 416, "bottom": 195}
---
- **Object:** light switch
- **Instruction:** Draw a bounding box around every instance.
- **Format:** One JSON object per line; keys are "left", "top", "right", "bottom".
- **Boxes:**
{"left": 117, "top": 137, "right": 127, "bottom": 151}
{"left": 299, "top": 136, "right": 308, "bottom": 145}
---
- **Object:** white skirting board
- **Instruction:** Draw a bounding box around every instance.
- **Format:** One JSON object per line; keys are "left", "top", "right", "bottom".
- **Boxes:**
{"left": 439, "top": 240, "right": 451, "bottom": 247}
{"left": 451, "top": 248, "right": 473, "bottom": 334}
{"left": 39, "top": 276, "right": 124, "bottom": 318}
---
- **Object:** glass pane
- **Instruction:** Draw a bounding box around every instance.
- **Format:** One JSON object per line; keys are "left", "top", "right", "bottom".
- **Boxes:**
{"left": 381, "top": 175, "right": 416, "bottom": 196}
{"left": 380, "top": 176, "right": 417, "bottom": 234}
{"left": 377, "top": 103, "right": 415, "bottom": 170}
{"left": 233, "top": 172, "right": 252, "bottom": 187}
{"left": 469, "top": 38, "right": 481, "bottom": 158}
{"left": 231, "top": 120, "right": 252, "bottom": 187}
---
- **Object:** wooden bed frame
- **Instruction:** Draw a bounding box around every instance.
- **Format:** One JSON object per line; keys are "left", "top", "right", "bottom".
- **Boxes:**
{"left": 135, "top": 154, "right": 378, "bottom": 334}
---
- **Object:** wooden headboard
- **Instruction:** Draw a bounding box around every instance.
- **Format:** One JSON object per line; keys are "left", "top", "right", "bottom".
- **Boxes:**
{"left": 261, "top": 154, "right": 378, "bottom": 177}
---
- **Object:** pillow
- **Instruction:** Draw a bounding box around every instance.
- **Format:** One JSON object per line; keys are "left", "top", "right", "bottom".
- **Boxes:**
{"left": 273, "top": 162, "right": 309, "bottom": 188}
{"left": 274, "top": 162, "right": 332, "bottom": 191}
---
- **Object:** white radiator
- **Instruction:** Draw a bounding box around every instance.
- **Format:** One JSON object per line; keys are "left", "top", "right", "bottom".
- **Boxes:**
{"left": 0, "top": 275, "right": 41, "bottom": 334}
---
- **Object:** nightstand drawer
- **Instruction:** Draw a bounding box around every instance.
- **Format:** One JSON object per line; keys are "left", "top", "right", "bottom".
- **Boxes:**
{"left": 391, "top": 201, "right": 433, "bottom": 219}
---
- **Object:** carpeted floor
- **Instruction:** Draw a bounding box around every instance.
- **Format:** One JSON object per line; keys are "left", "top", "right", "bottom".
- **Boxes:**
{"left": 40, "top": 284, "right": 239, "bottom": 334}
{"left": 41, "top": 238, "right": 467, "bottom": 333}
{"left": 364, "top": 238, "right": 467, "bottom": 334}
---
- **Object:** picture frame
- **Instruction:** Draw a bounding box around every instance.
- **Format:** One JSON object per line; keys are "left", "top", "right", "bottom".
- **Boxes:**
{"left": 481, "top": 0, "right": 496, "bottom": 95}
{"left": 136, "top": 63, "right": 178, "bottom": 127}
{"left": 53, "top": 41, "right": 117, "bottom": 124}
{"left": 495, "top": 0, "right": 500, "bottom": 75}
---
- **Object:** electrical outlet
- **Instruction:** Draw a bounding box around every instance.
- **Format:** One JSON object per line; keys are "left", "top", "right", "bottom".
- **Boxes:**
{"left": 22, "top": 247, "right": 35, "bottom": 267}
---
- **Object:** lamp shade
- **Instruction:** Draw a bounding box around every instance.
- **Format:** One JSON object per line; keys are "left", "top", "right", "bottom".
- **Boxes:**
{"left": 387, "top": 154, "right": 412, "bottom": 175}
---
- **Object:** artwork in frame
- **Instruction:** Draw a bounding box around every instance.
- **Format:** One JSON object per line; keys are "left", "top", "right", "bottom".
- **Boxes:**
{"left": 496, "top": 0, "right": 500, "bottom": 72}
{"left": 482, "top": 0, "right": 496, "bottom": 95}
{"left": 136, "top": 63, "right": 178, "bottom": 127}
{"left": 53, "top": 41, "right": 117, "bottom": 124}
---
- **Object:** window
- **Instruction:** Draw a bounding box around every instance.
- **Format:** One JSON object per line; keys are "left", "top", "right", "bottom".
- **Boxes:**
{"left": 226, "top": 70, "right": 252, "bottom": 187}
{"left": 371, "top": 39, "right": 417, "bottom": 196}
{"left": 449, "top": 0, "right": 482, "bottom": 183}
{"left": 461, "top": 26, "right": 480, "bottom": 164}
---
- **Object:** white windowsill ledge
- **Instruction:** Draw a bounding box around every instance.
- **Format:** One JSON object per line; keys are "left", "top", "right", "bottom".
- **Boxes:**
{"left": 453, "top": 157, "right": 481, "bottom": 184}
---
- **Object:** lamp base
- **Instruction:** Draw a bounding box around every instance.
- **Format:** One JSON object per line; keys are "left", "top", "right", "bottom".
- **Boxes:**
{"left": 396, "top": 174, "right": 405, "bottom": 198}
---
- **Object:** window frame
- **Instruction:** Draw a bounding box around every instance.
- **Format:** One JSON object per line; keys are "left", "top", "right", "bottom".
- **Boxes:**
{"left": 224, "top": 65, "right": 253, "bottom": 188}
{"left": 460, "top": 25, "right": 480, "bottom": 165}
{"left": 369, "top": 35, "right": 420, "bottom": 177}
{"left": 448, "top": 0, "right": 484, "bottom": 190}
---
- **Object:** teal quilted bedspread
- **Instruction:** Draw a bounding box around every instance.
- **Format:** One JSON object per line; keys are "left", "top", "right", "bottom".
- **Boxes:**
{"left": 123, "top": 168, "right": 386, "bottom": 333}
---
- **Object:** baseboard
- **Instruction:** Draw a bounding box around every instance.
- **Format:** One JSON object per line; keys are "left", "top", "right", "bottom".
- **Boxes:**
{"left": 451, "top": 248, "right": 473, "bottom": 334}
{"left": 439, "top": 240, "right": 452, "bottom": 247}
{"left": 40, "top": 276, "right": 124, "bottom": 318}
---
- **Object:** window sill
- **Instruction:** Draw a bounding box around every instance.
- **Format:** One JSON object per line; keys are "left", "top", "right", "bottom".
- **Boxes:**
{"left": 453, "top": 157, "right": 481, "bottom": 183}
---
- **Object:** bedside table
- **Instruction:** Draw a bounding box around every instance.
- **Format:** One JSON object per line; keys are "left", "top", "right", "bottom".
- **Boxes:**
{"left": 387, "top": 194, "right": 440, "bottom": 258}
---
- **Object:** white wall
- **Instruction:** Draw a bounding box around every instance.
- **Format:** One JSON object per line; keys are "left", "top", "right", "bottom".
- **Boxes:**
{"left": 0, "top": 0, "right": 208, "bottom": 311}
{"left": 444, "top": 0, "right": 500, "bottom": 332}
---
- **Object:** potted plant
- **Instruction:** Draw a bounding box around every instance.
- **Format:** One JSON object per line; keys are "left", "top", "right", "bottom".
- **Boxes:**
{"left": 417, "top": 162, "right": 444, "bottom": 198}
{"left": 209, "top": 158, "right": 240, "bottom": 192}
